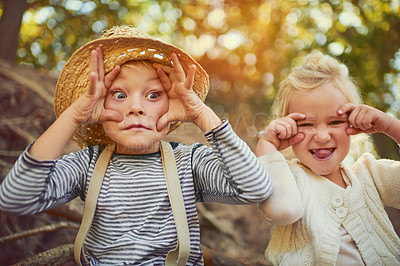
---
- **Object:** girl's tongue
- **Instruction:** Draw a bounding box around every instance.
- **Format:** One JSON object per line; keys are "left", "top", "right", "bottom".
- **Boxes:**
{"left": 310, "top": 148, "right": 335, "bottom": 159}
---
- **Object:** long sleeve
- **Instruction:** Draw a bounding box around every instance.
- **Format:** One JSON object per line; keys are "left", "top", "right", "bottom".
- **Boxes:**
{"left": 0, "top": 144, "right": 91, "bottom": 215}
{"left": 192, "top": 120, "right": 273, "bottom": 204}
{"left": 257, "top": 151, "right": 303, "bottom": 225}
{"left": 352, "top": 152, "right": 400, "bottom": 209}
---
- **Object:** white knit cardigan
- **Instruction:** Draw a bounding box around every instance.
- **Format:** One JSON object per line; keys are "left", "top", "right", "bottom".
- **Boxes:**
{"left": 264, "top": 152, "right": 400, "bottom": 265}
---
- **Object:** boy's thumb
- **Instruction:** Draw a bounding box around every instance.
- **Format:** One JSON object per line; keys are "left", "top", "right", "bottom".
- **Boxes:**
{"left": 157, "top": 113, "right": 170, "bottom": 132}
{"left": 101, "top": 110, "right": 123, "bottom": 123}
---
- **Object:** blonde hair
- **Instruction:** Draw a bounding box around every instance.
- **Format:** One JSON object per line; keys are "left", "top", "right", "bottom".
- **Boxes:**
{"left": 271, "top": 51, "right": 362, "bottom": 119}
{"left": 122, "top": 59, "right": 154, "bottom": 70}
{"left": 271, "top": 51, "right": 375, "bottom": 161}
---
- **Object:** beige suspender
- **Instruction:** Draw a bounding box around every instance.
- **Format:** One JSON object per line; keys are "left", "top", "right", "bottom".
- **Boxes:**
{"left": 74, "top": 141, "right": 190, "bottom": 266}
{"left": 160, "top": 141, "right": 191, "bottom": 266}
{"left": 74, "top": 143, "right": 116, "bottom": 265}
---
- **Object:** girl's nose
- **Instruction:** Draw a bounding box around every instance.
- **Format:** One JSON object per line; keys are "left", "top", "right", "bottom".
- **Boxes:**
{"left": 313, "top": 126, "right": 331, "bottom": 143}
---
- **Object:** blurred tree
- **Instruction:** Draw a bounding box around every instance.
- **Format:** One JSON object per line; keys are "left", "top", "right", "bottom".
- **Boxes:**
{"left": 0, "top": 0, "right": 27, "bottom": 62}
{"left": 0, "top": 0, "right": 399, "bottom": 158}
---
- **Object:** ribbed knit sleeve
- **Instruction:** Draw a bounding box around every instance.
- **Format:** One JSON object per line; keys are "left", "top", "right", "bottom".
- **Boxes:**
{"left": 192, "top": 120, "right": 273, "bottom": 204}
{"left": 0, "top": 144, "right": 91, "bottom": 215}
{"left": 352, "top": 153, "right": 400, "bottom": 209}
{"left": 257, "top": 151, "right": 303, "bottom": 225}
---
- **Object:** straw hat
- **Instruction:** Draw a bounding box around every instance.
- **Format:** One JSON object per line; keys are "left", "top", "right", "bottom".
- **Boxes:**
{"left": 54, "top": 26, "right": 209, "bottom": 147}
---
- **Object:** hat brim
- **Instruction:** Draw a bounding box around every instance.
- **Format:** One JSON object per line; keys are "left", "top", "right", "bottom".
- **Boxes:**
{"left": 54, "top": 34, "right": 209, "bottom": 147}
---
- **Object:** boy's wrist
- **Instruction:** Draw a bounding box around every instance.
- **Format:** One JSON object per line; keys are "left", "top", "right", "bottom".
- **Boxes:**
{"left": 193, "top": 106, "right": 222, "bottom": 132}
{"left": 61, "top": 106, "right": 86, "bottom": 128}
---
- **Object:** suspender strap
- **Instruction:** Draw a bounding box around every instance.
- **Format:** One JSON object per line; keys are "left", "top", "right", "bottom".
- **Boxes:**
{"left": 74, "top": 143, "right": 115, "bottom": 266}
{"left": 73, "top": 141, "right": 190, "bottom": 266}
{"left": 160, "top": 141, "right": 190, "bottom": 266}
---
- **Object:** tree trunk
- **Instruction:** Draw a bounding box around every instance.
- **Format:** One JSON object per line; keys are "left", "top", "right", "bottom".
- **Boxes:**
{"left": 0, "top": 0, "right": 28, "bottom": 63}
{"left": 372, "top": 133, "right": 400, "bottom": 160}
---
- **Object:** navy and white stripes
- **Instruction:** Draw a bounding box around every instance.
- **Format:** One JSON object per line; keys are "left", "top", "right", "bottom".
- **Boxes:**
{"left": 0, "top": 120, "right": 272, "bottom": 265}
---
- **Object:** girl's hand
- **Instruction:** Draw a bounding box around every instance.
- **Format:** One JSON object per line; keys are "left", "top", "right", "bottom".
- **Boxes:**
{"left": 338, "top": 103, "right": 394, "bottom": 135}
{"left": 256, "top": 113, "right": 305, "bottom": 156}
{"left": 70, "top": 47, "right": 122, "bottom": 125}
{"left": 153, "top": 53, "right": 206, "bottom": 131}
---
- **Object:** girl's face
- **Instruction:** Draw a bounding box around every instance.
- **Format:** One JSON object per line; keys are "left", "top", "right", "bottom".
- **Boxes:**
{"left": 102, "top": 65, "right": 169, "bottom": 154}
{"left": 288, "top": 84, "right": 351, "bottom": 182}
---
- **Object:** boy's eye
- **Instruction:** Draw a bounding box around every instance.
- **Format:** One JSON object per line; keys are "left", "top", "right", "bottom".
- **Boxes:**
{"left": 146, "top": 92, "right": 161, "bottom": 100}
{"left": 112, "top": 91, "right": 126, "bottom": 99}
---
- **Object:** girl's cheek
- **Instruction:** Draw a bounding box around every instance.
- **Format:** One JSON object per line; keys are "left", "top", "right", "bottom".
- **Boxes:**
{"left": 298, "top": 127, "right": 316, "bottom": 135}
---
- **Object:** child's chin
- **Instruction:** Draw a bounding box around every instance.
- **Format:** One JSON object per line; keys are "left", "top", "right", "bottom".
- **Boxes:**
{"left": 117, "top": 141, "right": 161, "bottom": 154}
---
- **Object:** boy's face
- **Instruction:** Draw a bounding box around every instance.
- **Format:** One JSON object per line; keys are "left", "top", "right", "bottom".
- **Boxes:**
{"left": 103, "top": 65, "right": 169, "bottom": 154}
{"left": 288, "top": 84, "right": 351, "bottom": 182}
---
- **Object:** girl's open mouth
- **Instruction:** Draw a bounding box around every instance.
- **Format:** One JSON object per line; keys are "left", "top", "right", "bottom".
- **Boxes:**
{"left": 309, "top": 148, "right": 335, "bottom": 160}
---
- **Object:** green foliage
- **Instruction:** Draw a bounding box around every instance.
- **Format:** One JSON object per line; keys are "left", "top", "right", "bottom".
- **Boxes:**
{"left": 5, "top": 0, "right": 400, "bottom": 135}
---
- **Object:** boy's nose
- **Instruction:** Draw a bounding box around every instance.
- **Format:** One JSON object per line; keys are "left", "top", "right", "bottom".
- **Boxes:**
{"left": 126, "top": 99, "right": 145, "bottom": 116}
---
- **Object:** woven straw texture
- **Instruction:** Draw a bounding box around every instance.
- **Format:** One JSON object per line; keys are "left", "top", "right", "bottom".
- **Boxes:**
{"left": 54, "top": 26, "right": 209, "bottom": 147}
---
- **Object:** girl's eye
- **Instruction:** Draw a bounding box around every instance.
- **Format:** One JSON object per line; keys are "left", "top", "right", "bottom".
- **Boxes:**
{"left": 146, "top": 92, "right": 161, "bottom": 100}
{"left": 297, "top": 123, "right": 313, "bottom": 127}
{"left": 112, "top": 91, "right": 126, "bottom": 99}
{"left": 330, "top": 120, "right": 346, "bottom": 125}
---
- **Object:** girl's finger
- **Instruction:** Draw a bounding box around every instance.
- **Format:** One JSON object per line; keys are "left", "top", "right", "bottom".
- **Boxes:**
{"left": 338, "top": 103, "right": 356, "bottom": 115}
{"left": 288, "top": 132, "right": 305, "bottom": 146}
{"left": 276, "top": 123, "right": 290, "bottom": 139}
{"left": 287, "top": 112, "right": 306, "bottom": 121}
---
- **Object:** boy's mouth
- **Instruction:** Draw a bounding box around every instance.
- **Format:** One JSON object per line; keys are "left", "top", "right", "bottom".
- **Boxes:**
{"left": 309, "top": 148, "right": 335, "bottom": 160}
{"left": 124, "top": 124, "right": 151, "bottom": 131}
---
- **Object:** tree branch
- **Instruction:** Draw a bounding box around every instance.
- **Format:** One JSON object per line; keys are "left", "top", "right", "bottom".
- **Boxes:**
{"left": 0, "top": 222, "right": 79, "bottom": 245}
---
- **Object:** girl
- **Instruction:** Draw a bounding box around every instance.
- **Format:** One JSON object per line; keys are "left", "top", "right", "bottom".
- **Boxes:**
{"left": 256, "top": 51, "right": 400, "bottom": 265}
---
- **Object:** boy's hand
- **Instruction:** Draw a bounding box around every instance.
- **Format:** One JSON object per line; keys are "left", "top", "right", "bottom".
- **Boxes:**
{"left": 154, "top": 53, "right": 208, "bottom": 131}
{"left": 338, "top": 103, "right": 394, "bottom": 135}
{"left": 256, "top": 113, "right": 305, "bottom": 156}
{"left": 70, "top": 47, "right": 122, "bottom": 125}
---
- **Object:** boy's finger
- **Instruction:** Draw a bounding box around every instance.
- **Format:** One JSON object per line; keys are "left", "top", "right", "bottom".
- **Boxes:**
{"left": 184, "top": 65, "right": 196, "bottom": 90}
{"left": 105, "top": 66, "right": 121, "bottom": 88}
{"left": 96, "top": 47, "right": 104, "bottom": 81}
{"left": 153, "top": 63, "right": 173, "bottom": 74}
{"left": 156, "top": 67, "right": 173, "bottom": 91}
{"left": 156, "top": 113, "right": 170, "bottom": 132}
{"left": 87, "top": 71, "right": 98, "bottom": 96}
{"left": 100, "top": 109, "right": 123, "bottom": 123}
{"left": 171, "top": 53, "right": 186, "bottom": 81}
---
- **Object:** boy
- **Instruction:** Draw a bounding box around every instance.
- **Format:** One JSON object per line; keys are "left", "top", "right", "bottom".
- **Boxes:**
{"left": 0, "top": 26, "right": 272, "bottom": 265}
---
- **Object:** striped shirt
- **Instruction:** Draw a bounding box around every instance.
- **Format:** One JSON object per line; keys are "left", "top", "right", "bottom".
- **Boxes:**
{"left": 0, "top": 120, "right": 272, "bottom": 265}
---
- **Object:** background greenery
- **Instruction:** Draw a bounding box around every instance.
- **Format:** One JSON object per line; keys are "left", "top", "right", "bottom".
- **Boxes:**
{"left": 1, "top": 0, "right": 399, "bottom": 158}
{"left": 0, "top": 1, "right": 399, "bottom": 264}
